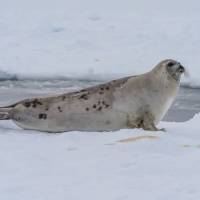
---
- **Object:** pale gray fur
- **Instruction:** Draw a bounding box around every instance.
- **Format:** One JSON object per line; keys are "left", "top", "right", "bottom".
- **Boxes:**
{"left": 0, "top": 59, "right": 185, "bottom": 132}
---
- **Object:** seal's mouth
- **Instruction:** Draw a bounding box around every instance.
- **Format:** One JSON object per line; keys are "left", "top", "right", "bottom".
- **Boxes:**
{"left": 177, "top": 65, "right": 185, "bottom": 74}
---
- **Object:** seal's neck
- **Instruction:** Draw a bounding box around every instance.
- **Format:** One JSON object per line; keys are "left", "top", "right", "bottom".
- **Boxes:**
{"left": 148, "top": 67, "right": 180, "bottom": 123}
{"left": 151, "top": 66, "right": 180, "bottom": 88}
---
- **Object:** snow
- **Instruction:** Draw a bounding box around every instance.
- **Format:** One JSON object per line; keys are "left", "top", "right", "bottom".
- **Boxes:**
{"left": 0, "top": 0, "right": 200, "bottom": 87}
{"left": 0, "top": 114, "right": 200, "bottom": 200}
{"left": 0, "top": 0, "right": 200, "bottom": 199}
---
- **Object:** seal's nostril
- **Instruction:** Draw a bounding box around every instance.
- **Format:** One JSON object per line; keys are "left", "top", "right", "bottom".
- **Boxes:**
{"left": 179, "top": 65, "right": 185, "bottom": 73}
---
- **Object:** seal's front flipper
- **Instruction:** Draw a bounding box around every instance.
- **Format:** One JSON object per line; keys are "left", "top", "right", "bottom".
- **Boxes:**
{"left": 142, "top": 112, "right": 166, "bottom": 132}
{"left": 127, "top": 114, "right": 165, "bottom": 132}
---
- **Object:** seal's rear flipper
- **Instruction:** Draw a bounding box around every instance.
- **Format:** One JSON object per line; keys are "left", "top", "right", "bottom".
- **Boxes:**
{"left": 0, "top": 107, "right": 13, "bottom": 120}
{"left": 0, "top": 112, "right": 10, "bottom": 120}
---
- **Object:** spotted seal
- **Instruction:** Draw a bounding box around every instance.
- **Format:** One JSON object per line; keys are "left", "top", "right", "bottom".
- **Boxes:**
{"left": 0, "top": 59, "right": 185, "bottom": 132}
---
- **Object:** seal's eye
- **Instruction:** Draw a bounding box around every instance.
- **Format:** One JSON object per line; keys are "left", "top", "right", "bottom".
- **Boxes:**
{"left": 167, "top": 62, "right": 174, "bottom": 67}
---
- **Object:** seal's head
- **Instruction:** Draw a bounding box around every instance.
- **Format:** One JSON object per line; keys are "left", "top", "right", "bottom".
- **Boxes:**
{"left": 165, "top": 59, "right": 185, "bottom": 81}
{"left": 154, "top": 59, "right": 185, "bottom": 82}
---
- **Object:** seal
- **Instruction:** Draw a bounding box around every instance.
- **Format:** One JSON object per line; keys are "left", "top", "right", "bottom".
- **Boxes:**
{"left": 0, "top": 59, "right": 185, "bottom": 132}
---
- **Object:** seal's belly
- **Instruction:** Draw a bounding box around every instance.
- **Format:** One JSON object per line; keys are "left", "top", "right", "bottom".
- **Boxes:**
{"left": 12, "top": 105, "right": 127, "bottom": 132}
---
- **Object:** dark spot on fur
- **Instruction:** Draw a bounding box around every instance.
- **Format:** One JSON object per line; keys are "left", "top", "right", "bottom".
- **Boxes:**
{"left": 100, "top": 87, "right": 104, "bottom": 91}
{"left": 105, "top": 86, "right": 110, "bottom": 90}
{"left": 106, "top": 120, "right": 111, "bottom": 125}
{"left": 99, "top": 91, "right": 104, "bottom": 95}
{"left": 38, "top": 113, "right": 47, "bottom": 119}
{"left": 58, "top": 106, "right": 62, "bottom": 112}
{"left": 93, "top": 104, "right": 97, "bottom": 108}
{"left": 79, "top": 94, "right": 88, "bottom": 100}
{"left": 105, "top": 104, "right": 110, "bottom": 108}
{"left": 32, "top": 104, "right": 37, "bottom": 108}
{"left": 86, "top": 107, "right": 89, "bottom": 111}
{"left": 137, "top": 119, "right": 144, "bottom": 128}
{"left": 33, "top": 99, "right": 42, "bottom": 105}
{"left": 98, "top": 106, "right": 102, "bottom": 111}
{"left": 102, "top": 101, "right": 106, "bottom": 105}
{"left": 45, "top": 107, "right": 49, "bottom": 111}
{"left": 24, "top": 102, "right": 31, "bottom": 108}
{"left": 62, "top": 96, "right": 66, "bottom": 101}
{"left": 31, "top": 99, "right": 43, "bottom": 108}
{"left": 38, "top": 114, "right": 42, "bottom": 119}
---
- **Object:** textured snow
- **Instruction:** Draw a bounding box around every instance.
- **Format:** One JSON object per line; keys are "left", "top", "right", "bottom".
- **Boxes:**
{"left": 0, "top": 115, "right": 200, "bottom": 200}
{"left": 0, "top": 1, "right": 200, "bottom": 199}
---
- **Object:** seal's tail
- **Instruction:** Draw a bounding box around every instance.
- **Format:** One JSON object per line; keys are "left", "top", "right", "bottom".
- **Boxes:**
{"left": 0, "top": 107, "right": 13, "bottom": 120}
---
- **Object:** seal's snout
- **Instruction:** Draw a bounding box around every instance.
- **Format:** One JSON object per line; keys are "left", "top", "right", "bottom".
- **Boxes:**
{"left": 175, "top": 62, "right": 185, "bottom": 74}
{"left": 178, "top": 65, "right": 185, "bottom": 73}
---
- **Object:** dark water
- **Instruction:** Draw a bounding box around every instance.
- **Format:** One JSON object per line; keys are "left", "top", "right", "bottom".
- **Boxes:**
{"left": 0, "top": 80, "right": 199, "bottom": 122}
{"left": 164, "top": 87, "right": 200, "bottom": 122}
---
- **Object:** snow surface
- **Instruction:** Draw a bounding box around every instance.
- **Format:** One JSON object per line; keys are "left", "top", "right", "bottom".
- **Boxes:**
{"left": 0, "top": 0, "right": 200, "bottom": 86}
{"left": 0, "top": 1, "right": 200, "bottom": 199}
{"left": 0, "top": 114, "right": 200, "bottom": 200}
